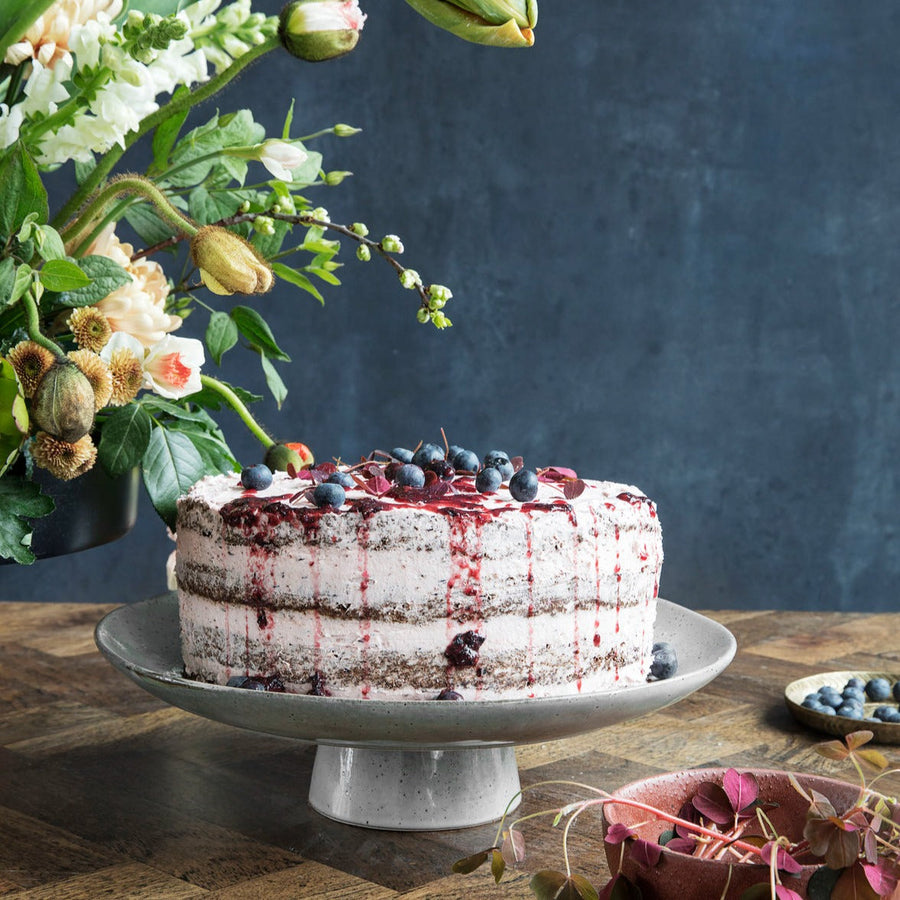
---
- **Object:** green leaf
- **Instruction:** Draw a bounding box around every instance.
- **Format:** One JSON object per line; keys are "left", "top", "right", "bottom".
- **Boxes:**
{"left": 205, "top": 310, "right": 239, "bottom": 365}
{"left": 491, "top": 849, "right": 505, "bottom": 884}
{"left": 0, "top": 257, "right": 15, "bottom": 308}
{"left": 74, "top": 155, "right": 97, "bottom": 186}
{"left": 0, "top": 1, "right": 56, "bottom": 70}
{"left": 0, "top": 475, "right": 54, "bottom": 565}
{"left": 57, "top": 255, "right": 132, "bottom": 307}
{"left": 529, "top": 871, "right": 599, "bottom": 900}
{"left": 97, "top": 404, "right": 152, "bottom": 477}
{"left": 140, "top": 395, "right": 212, "bottom": 424}
{"left": 125, "top": 0, "right": 190, "bottom": 14}
{"left": 231, "top": 306, "right": 291, "bottom": 361}
{"left": 141, "top": 426, "right": 207, "bottom": 530}
{"left": 165, "top": 420, "right": 239, "bottom": 475}
{"left": 451, "top": 851, "right": 490, "bottom": 875}
{"left": 33, "top": 224, "right": 67, "bottom": 261}
{"left": 307, "top": 265, "right": 341, "bottom": 286}
{"left": 9, "top": 262, "right": 32, "bottom": 305}
{"left": 260, "top": 351, "right": 287, "bottom": 409}
{"left": 39, "top": 259, "right": 91, "bottom": 293}
{"left": 271, "top": 262, "right": 324, "bottom": 304}
{"left": 0, "top": 143, "right": 48, "bottom": 239}
{"left": 152, "top": 92, "right": 190, "bottom": 171}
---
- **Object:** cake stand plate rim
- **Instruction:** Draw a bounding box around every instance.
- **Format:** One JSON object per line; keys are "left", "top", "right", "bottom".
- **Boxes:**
{"left": 94, "top": 594, "right": 735, "bottom": 749}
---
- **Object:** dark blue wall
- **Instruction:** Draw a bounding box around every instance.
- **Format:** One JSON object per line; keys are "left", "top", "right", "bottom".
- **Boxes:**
{"left": 3, "top": 1, "right": 900, "bottom": 610}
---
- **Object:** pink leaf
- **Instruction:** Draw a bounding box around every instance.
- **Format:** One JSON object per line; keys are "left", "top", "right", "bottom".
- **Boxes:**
{"left": 664, "top": 837, "right": 697, "bottom": 855}
{"left": 760, "top": 841, "right": 803, "bottom": 875}
{"left": 630, "top": 838, "right": 663, "bottom": 868}
{"left": 563, "top": 479, "right": 587, "bottom": 500}
{"left": 604, "top": 823, "right": 635, "bottom": 845}
{"left": 722, "top": 769, "right": 759, "bottom": 815}
{"left": 538, "top": 466, "right": 578, "bottom": 482}
{"left": 863, "top": 860, "right": 900, "bottom": 894}
{"left": 501, "top": 828, "right": 526, "bottom": 865}
{"left": 691, "top": 781, "right": 734, "bottom": 825}
{"left": 774, "top": 887, "right": 804, "bottom": 900}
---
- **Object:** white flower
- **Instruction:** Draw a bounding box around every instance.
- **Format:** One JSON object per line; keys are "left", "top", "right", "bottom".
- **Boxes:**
{"left": 4, "top": 0, "right": 123, "bottom": 68}
{"left": 88, "top": 224, "right": 182, "bottom": 347}
{"left": 258, "top": 140, "right": 308, "bottom": 181}
{"left": 99, "top": 331, "right": 145, "bottom": 363}
{"left": 142, "top": 335, "right": 204, "bottom": 399}
{"left": 0, "top": 104, "right": 24, "bottom": 150}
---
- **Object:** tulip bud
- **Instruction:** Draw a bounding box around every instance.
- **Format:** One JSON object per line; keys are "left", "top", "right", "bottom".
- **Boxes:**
{"left": 190, "top": 225, "right": 274, "bottom": 296}
{"left": 278, "top": 0, "right": 367, "bottom": 62}
{"left": 404, "top": 0, "right": 537, "bottom": 47}
{"left": 30, "top": 358, "right": 96, "bottom": 444}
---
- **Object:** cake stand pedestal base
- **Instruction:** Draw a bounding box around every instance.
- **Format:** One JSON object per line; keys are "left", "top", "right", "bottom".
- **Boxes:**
{"left": 309, "top": 744, "right": 522, "bottom": 831}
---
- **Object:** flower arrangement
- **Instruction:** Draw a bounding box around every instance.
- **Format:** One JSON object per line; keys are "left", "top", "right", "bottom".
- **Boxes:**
{"left": 0, "top": 0, "right": 539, "bottom": 563}
{"left": 455, "top": 731, "right": 900, "bottom": 900}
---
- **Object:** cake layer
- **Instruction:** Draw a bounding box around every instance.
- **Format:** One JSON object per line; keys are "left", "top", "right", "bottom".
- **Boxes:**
{"left": 179, "top": 591, "right": 652, "bottom": 699}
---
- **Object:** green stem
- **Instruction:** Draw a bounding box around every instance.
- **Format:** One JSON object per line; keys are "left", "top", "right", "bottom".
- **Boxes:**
{"left": 51, "top": 34, "right": 281, "bottom": 231}
{"left": 199, "top": 374, "right": 273, "bottom": 449}
{"left": 20, "top": 290, "right": 62, "bottom": 356}
{"left": 63, "top": 175, "right": 199, "bottom": 253}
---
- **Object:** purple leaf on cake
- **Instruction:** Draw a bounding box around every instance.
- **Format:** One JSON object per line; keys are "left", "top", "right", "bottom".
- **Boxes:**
{"left": 563, "top": 479, "right": 586, "bottom": 500}
{"left": 538, "top": 466, "right": 578, "bottom": 482}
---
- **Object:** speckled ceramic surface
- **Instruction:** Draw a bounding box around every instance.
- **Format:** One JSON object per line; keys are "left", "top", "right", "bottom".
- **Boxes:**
{"left": 785, "top": 670, "right": 900, "bottom": 744}
{"left": 95, "top": 594, "right": 735, "bottom": 830}
{"left": 95, "top": 594, "right": 735, "bottom": 749}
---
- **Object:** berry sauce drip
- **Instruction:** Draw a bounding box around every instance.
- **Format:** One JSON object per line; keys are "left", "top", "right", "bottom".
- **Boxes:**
{"left": 357, "top": 518, "right": 372, "bottom": 698}
{"left": 614, "top": 524, "right": 621, "bottom": 680}
{"left": 444, "top": 514, "right": 485, "bottom": 693}
{"left": 590, "top": 508, "right": 602, "bottom": 650}
{"left": 525, "top": 515, "right": 535, "bottom": 696}
{"left": 572, "top": 512, "right": 582, "bottom": 692}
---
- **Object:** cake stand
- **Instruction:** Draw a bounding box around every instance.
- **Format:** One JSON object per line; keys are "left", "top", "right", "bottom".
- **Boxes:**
{"left": 95, "top": 595, "right": 735, "bottom": 831}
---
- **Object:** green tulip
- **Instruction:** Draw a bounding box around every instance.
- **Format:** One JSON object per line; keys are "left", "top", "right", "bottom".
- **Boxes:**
{"left": 404, "top": 0, "right": 537, "bottom": 47}
{"left": 0, "top": 358, "right": 29, "bottom": 477}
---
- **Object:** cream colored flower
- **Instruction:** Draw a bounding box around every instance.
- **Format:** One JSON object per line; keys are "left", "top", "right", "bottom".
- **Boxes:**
{"left": 5, "top": 0, "right": 123, "bottom": 68}
{"left": 87, "top": 223, "right": 182, "bottom": 348}
{"left": 142, "top": 335, "right": 204, "bottom": 399}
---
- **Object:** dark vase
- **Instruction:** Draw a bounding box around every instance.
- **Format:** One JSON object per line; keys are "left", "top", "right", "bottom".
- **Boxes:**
{"left": 3, "top": 464, "right": 140, "bottom": 563}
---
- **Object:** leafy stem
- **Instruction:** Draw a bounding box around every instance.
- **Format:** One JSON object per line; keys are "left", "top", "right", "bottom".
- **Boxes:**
{"left": 51, "top": 33, "right": 281, "bottom": 231}
{"left": 198, "top": 374, "right": 273, "bottom": 449}
{"left": 62, "top": 175, "right": 199, "bottom": 255}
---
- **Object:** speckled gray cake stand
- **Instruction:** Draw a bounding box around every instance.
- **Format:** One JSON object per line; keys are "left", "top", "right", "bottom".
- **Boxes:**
{"left": 95, "top": 595, "right": 735, "bottom": 831}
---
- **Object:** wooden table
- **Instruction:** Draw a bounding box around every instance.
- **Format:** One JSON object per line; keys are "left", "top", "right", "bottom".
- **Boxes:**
{"left": 1, "top": 603, "right": 899, "bottom": 898}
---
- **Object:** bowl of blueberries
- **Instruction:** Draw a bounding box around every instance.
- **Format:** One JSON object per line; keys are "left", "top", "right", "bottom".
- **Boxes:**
{"left": 784, "top": 671, "right": 900, "bottom": 743}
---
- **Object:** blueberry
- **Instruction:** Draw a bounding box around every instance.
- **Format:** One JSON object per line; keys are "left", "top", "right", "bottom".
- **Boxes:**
{"left": 240, "top": 463, "right": 273, "bottom": 491}
{"left": 874, "top": 705, "right": 900, "bottom": 721}
{"left": 391, "top": 447, "right": 414, "bottom": 463}
{"left": 395, "top": 463, "right": 426, "bottom": 488}
{"left": 866, "top": 678, "right": 892, "bottom": 701}
{"left": 650, "top": 642, "right": 678, "bottom": 680}
{"left": 445, "top": 631, "right": 485, "bottom": 667}
{"left": 894, "top": 682, "right": 900, "bottom": 702}
{"left": 226, "top": 675, "right": 265, "bottom": 691}
{"left": 412, "top": 442, "right": 444, "bottom": 468}
{"left": 817, "top": 690, "right": 842, "bottom": 709}
{"left": 475, "top": 466, "right": 503, "bottom": 493}
{"left": 836, "top": 703, "right": 864, "bottom": 719}
{"left": 447, "top": 445, "right": 464, "bottom": 461}
{"left": 842, "top": 687, "right": 866, "bottom": 703}
{"left": 818, "top": 705, "right": 837, "bottom": 716}
{"left": 327, "top": 471, "right": 355, "bottom": 489}
{"left": 436, "top": 689, "right": 463, "bottom": 701}
{"left": 845, "top": 677, "right": 866, "bottom": 690}
{"left": 483, "top": 450, "right": 514, "bottom": 482}
{"left": 313, "top": 482, "right": 346, "bottom": 508}
{"left": 509, "top": 468, "right": 539, "bottom": 502}
{"left": 883, "top": 711, "right": 900, "bottom": 724}
{"left": 802, "top": 697, "right": 828, "bottom": 712}
{"left": 451, "top": 449, "right": 480, "bottom": 473}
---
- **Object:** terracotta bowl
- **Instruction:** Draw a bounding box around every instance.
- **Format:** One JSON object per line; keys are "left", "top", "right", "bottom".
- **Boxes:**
{"left": 601, "top": 768, "right": 859, "bottom": 900}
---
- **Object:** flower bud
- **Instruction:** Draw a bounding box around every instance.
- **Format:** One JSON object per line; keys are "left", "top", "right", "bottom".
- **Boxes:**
{"left": 30, "top": 358, "right": 96, "bottom": 444}
{"left": 404, "top": 0, "right": 537, "bottom": 47}
{"left": 265, "top": 441, "right": 315, "bottom": 473}
{"left": 324, "top": 170, "right": 352, "bottom": 185}
{"left": 278, "top": 0, "right": 367, "bottom": 62}
{"left": 190, "top": 225, "right": 274, "bottom": 296}
{"left": 381, "top": 234, "right": 404, "bottom": 254}
{"left": 333, "top": 123, "right": 362, "bottom": 137}
{"left": 356, "top": 244, "right": 371, "bottom": 262}
{"left": 257, "top": 139, "right": 308, "bottom": 180}
{"left": 399, "top": 269, "right": 421, "bottom": 289}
